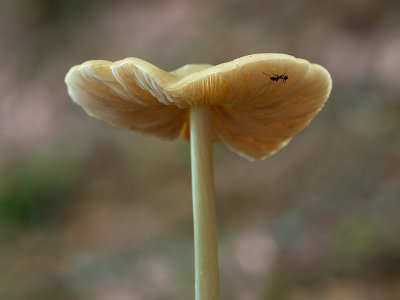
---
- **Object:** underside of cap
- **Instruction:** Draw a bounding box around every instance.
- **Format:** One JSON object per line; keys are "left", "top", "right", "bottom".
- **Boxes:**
{"left": 65, "top": 53, "right": 332, "bottom": 160}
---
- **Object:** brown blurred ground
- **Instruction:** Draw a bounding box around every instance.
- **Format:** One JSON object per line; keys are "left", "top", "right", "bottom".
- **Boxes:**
{"left": 1, "top": 0, "right": 400, "bottom": 299}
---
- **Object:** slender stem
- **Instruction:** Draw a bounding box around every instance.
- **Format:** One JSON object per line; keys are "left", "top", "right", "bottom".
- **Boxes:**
{"left": 190, "top": 105, "right": 219, "bottom": 300}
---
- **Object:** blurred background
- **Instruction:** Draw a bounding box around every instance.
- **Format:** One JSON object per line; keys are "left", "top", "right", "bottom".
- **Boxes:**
{"left": 1, "top": 0, "right": 400, "bottom": 299}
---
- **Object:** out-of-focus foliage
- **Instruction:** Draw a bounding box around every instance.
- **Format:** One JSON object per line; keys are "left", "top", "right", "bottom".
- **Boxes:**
{"left": 0, "top": 152, "right": 80, "bottom": 230}
{"left": 1, "top": 0, "right": 400, "bottom": 299}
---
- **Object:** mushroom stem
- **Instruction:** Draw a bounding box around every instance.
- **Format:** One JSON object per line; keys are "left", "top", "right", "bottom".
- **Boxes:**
{"left": 190, "top": 105, "right": 219, "bottom": 300}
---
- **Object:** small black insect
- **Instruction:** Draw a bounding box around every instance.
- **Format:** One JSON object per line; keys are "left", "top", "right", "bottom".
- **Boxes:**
{"left": 262, "top": 72, "right": 289, "bottom": 86}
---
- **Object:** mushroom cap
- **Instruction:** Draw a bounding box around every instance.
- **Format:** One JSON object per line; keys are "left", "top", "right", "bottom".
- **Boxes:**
{"left": 65, "top": 53, "right": 332, "bottom": 160}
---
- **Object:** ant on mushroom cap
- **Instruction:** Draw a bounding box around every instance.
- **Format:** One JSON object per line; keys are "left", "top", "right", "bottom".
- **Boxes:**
{"left": 262, "top": 71, "right": 289, "bottom": 87}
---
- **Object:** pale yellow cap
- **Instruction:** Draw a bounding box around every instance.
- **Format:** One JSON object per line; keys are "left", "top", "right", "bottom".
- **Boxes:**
{"left": 65, "top": 53, "right": 332, "bottom": 160}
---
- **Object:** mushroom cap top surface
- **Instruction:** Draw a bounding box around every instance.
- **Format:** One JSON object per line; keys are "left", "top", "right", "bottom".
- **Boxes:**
{"left": 65, "top": 53, "right": 332, "bottom": 160}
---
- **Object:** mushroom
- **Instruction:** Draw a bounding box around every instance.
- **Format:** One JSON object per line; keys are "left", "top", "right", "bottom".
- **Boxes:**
{"left": 65, "top": 53, "right": 332, "bottom": 300}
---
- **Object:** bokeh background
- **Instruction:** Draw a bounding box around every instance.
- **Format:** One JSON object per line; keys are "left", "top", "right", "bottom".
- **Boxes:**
{"left": 1, "top": 0, "right": 400, "bottom": 299}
